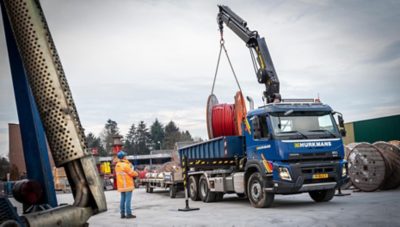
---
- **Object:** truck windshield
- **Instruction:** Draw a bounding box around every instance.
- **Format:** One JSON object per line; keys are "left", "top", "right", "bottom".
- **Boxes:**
{"left": 269, "top": 112, "right": 338, "bottom": 139}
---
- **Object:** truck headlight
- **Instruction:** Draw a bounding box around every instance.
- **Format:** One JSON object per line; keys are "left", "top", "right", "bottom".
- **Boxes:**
{"left": 279, "top": 167, "right": 292, "bottom": 181}
{"left": 342, "top": 165, "right": 347, "bottom": 177}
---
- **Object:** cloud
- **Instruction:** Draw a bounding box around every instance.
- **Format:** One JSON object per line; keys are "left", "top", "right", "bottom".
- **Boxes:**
{"left": 0, "top": 0, "right": 399, "bottom": 158}
{"left": 365, "top": 40, "right": 400, "bottom": 64}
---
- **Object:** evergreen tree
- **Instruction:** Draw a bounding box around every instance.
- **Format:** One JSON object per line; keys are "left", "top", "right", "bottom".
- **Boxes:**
{"left": 163, "top": 121, "right": 181, "bottom": 149}
{"left": 86, "top": 132, "right": 106, "bottom": 156}
{"left": 101, "top": 119, "right": 120, "bottom": 155}
{"left": 180, "top": 130, "right": 193, "bottom": 142}
{"left": 150, "top": 119, "right": 165, "bottom": 149}
{"left": 0, "top": 157, "right": 10, "bottom": 180}
{"left": 136, "top": 121, "right": 151, "bottom": 155}
{"left": 124, "top": 124, "right": 137, "bottom": 155}
{"left": 193, "top": 137, "right": 204, "bottom": 142}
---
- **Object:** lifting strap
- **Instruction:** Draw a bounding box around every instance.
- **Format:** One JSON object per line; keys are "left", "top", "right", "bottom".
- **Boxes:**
{"left": 210, "top": 39, "right": 242, "bottom": 95}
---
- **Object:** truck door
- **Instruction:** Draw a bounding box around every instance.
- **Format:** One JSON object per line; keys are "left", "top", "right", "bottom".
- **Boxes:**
{"left": 246, "top": 115, "right": 274, "bottom": 163}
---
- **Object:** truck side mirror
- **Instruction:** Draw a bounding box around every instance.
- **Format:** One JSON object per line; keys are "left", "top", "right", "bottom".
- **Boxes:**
{"left": 333, "top": 111, "right": 346, "bottom": 137}
{"left": 338, "top": 115, "right": 344, "bottom": 128}
{"left": 340, "top": 129, "right": 346, "bottom": 137}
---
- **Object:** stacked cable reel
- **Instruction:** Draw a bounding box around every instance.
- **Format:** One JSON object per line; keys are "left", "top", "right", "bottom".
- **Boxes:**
{"left": 346, "top": 141, "right": 400, "bottom": 192}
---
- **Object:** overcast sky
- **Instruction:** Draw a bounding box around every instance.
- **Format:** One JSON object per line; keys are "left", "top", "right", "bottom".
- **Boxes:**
{"left": 1, "top": 0, "right": 399, "bottom": 158}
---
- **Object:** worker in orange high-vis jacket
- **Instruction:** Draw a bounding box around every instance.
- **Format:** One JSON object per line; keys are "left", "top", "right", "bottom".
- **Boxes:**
{"left": 115, "top": 151, "right": 138, "bottom": 219}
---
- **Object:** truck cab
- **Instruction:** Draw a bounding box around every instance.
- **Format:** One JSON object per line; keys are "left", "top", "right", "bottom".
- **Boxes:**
{"left": 243, "top": 101, "right": 349, "bottom": 207}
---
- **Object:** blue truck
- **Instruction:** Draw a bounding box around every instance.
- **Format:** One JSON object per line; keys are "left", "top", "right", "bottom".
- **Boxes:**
{"left": 180, "top": 101, "right": 349, "bottom": 208}
{"left": 178, "top": 6, "right": 349, "bottom": 208}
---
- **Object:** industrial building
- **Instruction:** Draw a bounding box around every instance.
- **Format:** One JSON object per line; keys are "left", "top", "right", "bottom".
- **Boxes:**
{"left": 343, "top": 114, "right": 400, "bottom": 144}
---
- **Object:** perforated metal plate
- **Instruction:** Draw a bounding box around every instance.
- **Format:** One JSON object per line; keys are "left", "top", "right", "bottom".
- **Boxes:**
{"left": 3, "top": 0, "right": 88, "bottom": 166}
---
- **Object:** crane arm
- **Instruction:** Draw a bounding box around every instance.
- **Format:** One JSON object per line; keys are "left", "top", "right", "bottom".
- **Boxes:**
{"left": 217, "top": 5, "right": 281, "bottom": 103}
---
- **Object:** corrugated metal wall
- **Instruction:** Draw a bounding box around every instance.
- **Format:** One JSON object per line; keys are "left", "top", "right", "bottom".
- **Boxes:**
{"left": 353, "top": 115, "right": 400, "bottom": 143}
{"left": 343, "top": 114, "right": 400, "bottom": 144}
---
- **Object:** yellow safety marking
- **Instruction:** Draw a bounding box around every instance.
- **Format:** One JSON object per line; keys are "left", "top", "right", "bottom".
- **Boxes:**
{"left": 201, "top": 161, "right": 205, "bottom": 165}
{"left": 245, "top": 118, "right": 251, "bottom": 132}
{"left": 261, "top": 153, "right": 273, "bottom": 173}
{"left": 256, "top": 47, "right": 266, "bottom": 69}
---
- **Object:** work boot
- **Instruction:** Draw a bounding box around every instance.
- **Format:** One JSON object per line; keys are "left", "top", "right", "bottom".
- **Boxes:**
{"left": 126, "top": 214, "right": 136, "bottom": 219}
{"left": 121, "top": 214, "right": 126, "bottom": 219}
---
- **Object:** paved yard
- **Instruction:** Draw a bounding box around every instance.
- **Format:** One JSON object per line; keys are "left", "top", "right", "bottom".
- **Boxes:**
{"left": 53, "top": 187, "right": 400, "bottom": 227}
{"left": 10, "top": 187, "right": 400, "bottom": 226}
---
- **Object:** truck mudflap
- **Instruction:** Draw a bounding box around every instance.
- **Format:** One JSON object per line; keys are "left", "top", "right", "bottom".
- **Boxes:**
{"left": 266, "top": 161, "right": 349, "bottom": 194}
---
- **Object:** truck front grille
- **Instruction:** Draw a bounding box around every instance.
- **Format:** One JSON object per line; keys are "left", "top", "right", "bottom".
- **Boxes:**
{"left": 301, "top": 166, "right": 335, "bottom": 174}
{"left": 289, "top": 152, "right": 340, "bottom": 162}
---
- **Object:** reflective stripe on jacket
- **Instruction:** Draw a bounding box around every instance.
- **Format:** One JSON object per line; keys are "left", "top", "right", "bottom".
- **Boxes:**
{"left": 115, "top": 159, "right": 138, "bottom": 192}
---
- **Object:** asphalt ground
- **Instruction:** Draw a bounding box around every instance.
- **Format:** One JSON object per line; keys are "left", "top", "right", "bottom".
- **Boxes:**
{"left": 10, "top": 187, "right": 400, "bottom": 226}
{"left": 53, "top": 187, "right": 399, "bottom": 227}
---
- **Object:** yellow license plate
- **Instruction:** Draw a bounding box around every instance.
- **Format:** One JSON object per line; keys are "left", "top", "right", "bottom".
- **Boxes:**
{"left": 312, "top": 173, "right": 328, "bottom": 179}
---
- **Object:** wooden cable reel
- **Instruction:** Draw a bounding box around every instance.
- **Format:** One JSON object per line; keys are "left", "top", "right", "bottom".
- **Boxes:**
{"left": 347, "top": 141, "right": 400, "bottom": 192}
{"left": 388, "top": 140, "right": 400, "bottom": 148}
{"left": 348, "top": 143, "right": 387, "bottom": 192}
{"left": 373, "top": 141, "right": 400, "bottom": 190}
{"left": 345, "top": 143, "right": 359, "bottom": 160}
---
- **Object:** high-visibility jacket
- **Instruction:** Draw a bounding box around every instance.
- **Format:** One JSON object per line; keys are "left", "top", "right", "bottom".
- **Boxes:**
{"left": 115, "top": 159, "right": 138, "bottom": 192}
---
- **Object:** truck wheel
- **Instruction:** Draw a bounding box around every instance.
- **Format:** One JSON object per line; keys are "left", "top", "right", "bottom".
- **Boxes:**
{"left": 309, "top": 189, "right": 335, "bottom": 202}
{"left": 189, "top": 176, "right": 200, "bottom": 201}
{"left": 199, "top": 175, "right": 216, "bottom": 203}
{"left": 247, "top": 172, "right": 274, "bottom": 208}
{"left": 146, "top": 183, "right": 153, "bottom": 193}
{"left": 215, "top": 192, "right": 224, "bottom": 201}
{"left": 169, "top": 185, "right": 177, "bottom": 198}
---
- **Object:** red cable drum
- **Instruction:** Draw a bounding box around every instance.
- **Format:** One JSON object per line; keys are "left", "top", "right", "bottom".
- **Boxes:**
{"left": 207, "top": 92, "right": 248, "bottom": 139}
{"left": 211, "top": 104, "right": 237, "bottom": 138}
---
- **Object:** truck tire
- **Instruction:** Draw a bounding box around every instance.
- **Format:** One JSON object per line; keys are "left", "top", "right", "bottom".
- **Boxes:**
{"left": 199, "top": 175, "right": 216, "bottom": 203}
{"left": 215, "top": 192, "right": 224, "bottom": 201}
{"left": 309, "top": 189, "right": 335, "bottom": 202}
{"left": 169, "top": 185, "right": 177, "bottom": 198}
{"left": 146, "top": 183, "right": 153, "bottom": 193}
{"left": 247, "top": 172, "right": 274, "bottom": 208}
{"left": 189, "top": 176, "right": 200, "bottom": 201}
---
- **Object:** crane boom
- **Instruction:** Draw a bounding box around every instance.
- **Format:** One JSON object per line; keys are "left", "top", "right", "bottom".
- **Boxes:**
{"left": 217, "top": 5, "right": 281, "bottom": 103}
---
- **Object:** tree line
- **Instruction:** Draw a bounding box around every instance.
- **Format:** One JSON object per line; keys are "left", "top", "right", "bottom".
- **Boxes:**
{"left": 86, "top": 119, "right": 196, "bottom": 156}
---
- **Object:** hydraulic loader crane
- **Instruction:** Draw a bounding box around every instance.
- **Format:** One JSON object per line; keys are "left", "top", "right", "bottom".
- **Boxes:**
{"left": 177, "top": 5, "right": 349, "bottom": 209}
{"left": 217, "top": 5, "right": 281, "bottom": 103}
{"left": 0, "top": 0, "right": 106, "bottom": 226}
